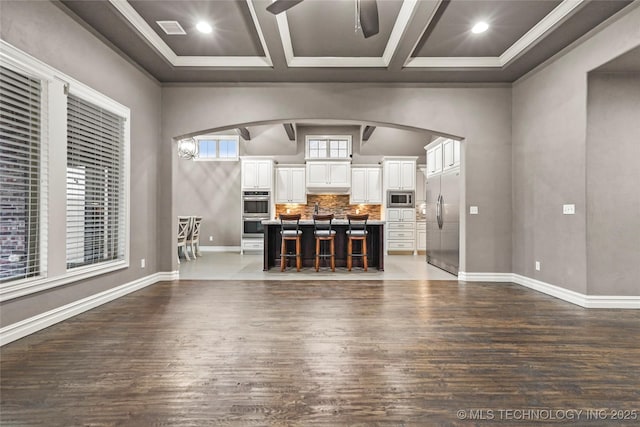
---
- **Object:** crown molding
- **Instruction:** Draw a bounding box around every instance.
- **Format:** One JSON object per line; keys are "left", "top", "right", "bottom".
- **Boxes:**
{"left": 108, "top": 0, "right": 273, "bottom": 68}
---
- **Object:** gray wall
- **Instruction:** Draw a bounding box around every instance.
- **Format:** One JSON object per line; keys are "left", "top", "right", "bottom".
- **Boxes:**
{"left": 512, "top": 5, "right": 640, "bottom": 294}
{"left": 586, "top": 72, "right": 640, "bottom": 296}
{"left": 175, "top": 161, "right": 241, "bottom": 247}
{"left": 162, "top": 85, "right": 513, "bottom": 274}
{"left": 0, "top": 1, "right": 162, "bottom": 326}
{"left": 174, "top": 124, "right": 429, "bottom": 246}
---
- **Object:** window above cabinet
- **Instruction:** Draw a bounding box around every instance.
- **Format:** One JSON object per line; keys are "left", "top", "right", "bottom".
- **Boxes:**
{"left": 305, "top": 135, "right": 352, "bottom": 160}
{"left": 193, "top": 135, "right": 239, "bottom": 161}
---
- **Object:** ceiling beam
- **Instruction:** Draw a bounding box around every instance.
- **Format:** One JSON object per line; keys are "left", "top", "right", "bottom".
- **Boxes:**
{"left": 237, "top": 127, "right": 251, "bottom": 141}
{"left": 362, "top": 125, "right": 376, "bottom": 141}
{"left": 283, "top": 123, "right": 296, "bottom": 141}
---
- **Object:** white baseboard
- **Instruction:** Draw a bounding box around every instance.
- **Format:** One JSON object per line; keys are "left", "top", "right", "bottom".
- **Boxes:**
{"left": 512, "top": 274, "right": 588, "bottom": 307}
{"left": 199, "top": 245, "right": 241, "bottom": 253}
{"left": 0, "top": 270, "right": 179, "bottom": 347}
{"left": 459, "top": 271, "right": 640, "bottom": 309}
{"left": 582, "top": 295, "right": 640, "bottom": 309}
{"left": 457, "top": 272, "right": 513, "bottom": 282}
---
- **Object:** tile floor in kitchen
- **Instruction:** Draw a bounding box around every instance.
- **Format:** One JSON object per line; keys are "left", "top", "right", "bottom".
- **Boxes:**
{"left": 178, "top": 251, "right": 458, "bottom": 281}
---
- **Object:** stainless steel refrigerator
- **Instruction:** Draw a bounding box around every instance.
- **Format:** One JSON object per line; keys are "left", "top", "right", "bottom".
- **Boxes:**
{"left": 425, "top": 170, "right": 460, "bottom": 275}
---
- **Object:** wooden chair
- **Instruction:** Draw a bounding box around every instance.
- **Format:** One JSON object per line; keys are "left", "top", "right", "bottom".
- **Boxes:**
{"left": 346, "top": 214, "right": 369, "bottom": 271}
{"left": 187, "top": 216, "right": 202, "bottom": 258}
{"left": 177, "top": 216, "right": 192, "bottom": 263}
{"left": 313, "top": 214, "right": 336, "bottom": 272}
{"left": 279, "top": 214, "right": 302, "bottom": 271}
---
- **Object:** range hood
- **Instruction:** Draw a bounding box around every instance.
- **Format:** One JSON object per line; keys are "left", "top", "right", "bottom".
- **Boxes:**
{"left": 306, "top": 187, "right": 351, "bottom": 195}
{"left": 305, "top": 161, "right": 351, "bottom": 195}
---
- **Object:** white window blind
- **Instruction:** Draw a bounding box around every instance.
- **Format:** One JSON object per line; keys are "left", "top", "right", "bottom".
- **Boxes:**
{"left": 0, "top": 65, "right": 42, "bottom": 284}
{"left": 66, "top": 95, "right": 125, "bottom": 269}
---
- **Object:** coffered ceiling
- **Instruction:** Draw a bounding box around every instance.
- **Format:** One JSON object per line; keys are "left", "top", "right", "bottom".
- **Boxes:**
{"left": 59, "top": 0, "right": 634, "bottom": 83}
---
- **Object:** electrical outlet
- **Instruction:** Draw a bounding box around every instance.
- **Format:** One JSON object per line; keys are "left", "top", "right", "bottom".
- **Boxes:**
{"left": 209, "top": 236, "right": 213, "bottom": 242}
{"left": 141, "top": 258, "right": 145, "bottom": 268}
{"left": 535, "top": 261, "right": 541, "bottom": 271}
{"left": 470, "top": 206, "right": 479, "bottom": 215}
{"left": 563, "top": 204, "right": 575, "bottom": 215}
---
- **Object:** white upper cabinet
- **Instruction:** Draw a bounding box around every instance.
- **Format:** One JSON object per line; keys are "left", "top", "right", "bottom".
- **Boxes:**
{"left": 242, "top": 158, "right": 273, "bottom": 190}
{"left": 275, "top": 167, "right": 306, "bottom": 204}
{"left": 426, "top": 138, "right": 460, "bottom": 176}
{"left": 350, "top": 167, "right": 382, "bottom": 204}
{"left": 306, "top": 160, "right": 351, "bottom": 191}
{"left": 443, "top": 139, "right": 461, "bottom": 172}
{"left": 383, "top": 157, "right": 417, "bottom": 190}
{"left": 426, "top": 144, "right": 443, "bottom": 177}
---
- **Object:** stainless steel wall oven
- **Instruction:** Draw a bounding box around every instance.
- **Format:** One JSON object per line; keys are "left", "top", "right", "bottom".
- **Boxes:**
{"left": 242, "top": 191, "right": 270, "bottom": 217}
{"left": 242, "top": 191, "right": 270, "bottom": 237}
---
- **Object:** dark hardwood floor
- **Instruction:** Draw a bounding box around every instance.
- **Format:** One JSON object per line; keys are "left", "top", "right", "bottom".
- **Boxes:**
{"left": 1, "top": 280, "right": 639, "bottom": 426}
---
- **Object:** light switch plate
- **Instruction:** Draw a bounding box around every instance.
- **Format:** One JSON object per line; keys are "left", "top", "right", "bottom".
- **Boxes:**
{"left": 535, "top": 261, "right": 540, "bottom": 271}
{"left": 141, "top": 258, "right": 145, "bottom": 268}
{"left": 563, "top": 204, "right": 575, "bottom": 215}
{"left": 470, "top": 206, "right": 479, "bottom": 215}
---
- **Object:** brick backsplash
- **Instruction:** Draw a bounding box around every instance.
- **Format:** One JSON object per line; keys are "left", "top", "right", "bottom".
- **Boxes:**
{"left": 275, "top": 195, "right": 381, "bottom": 220}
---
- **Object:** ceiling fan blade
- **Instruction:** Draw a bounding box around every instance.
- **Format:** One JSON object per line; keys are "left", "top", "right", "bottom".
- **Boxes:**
{"left": 266, "top": 0, "right": 304, "bottom": 15}
{"left": 359, "top": 0, "right": 379, "bottom": 38}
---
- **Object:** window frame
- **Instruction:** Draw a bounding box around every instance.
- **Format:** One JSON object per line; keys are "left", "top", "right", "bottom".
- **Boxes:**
{"left": 193, "top": 135, "right": 239, "bottom": 161}
{"left": 305, "top": 135, "right": 352, "bottom": 160}
{"left": 64, "top": 85, "right": 130, "bottom": 275}
{"left": 0, "top": 40, "right": 130, "bottom": 302}
{"left": 0, "top": 57, "right": 48, "bottom": 287}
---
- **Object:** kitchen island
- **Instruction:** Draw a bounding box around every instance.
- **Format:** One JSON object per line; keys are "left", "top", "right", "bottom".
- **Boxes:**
{"left": 262, "top": 220, "right": 385, "bottom": 271}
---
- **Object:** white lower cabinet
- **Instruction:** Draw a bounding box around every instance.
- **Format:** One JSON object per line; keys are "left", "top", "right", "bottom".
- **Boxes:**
{"left": 416, "top": 222, "right": 426, "bottom": 251}
{"left": 386, "top": 208, "right": 416, "bottom": 253}
{"left": 242, "top": 238, "right": 264, "bottom": 252}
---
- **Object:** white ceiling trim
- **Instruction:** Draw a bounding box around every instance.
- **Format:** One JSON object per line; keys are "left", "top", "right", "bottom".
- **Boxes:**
{"left": 404, "top": 0, "right": 586, "bottom": 69}
{"left": 274, "top": 10, "right": 295, "bottom": 65}
{"left": 500, "top": 0, "right": 586, "bottom": 65}
{"left": 108, "top": 0, "right": 273, "bottom": 68}
{"left": 407, "top": 57, "right": 502, "bottom": 68}
{"left": 274, "top": 0, "right": 420, "bottom": 68}
{"left": 381, "top": 0, "right": 420, "bottom": 65}
{"left": 288, "top": 56, "right": 387, "bottom": 67}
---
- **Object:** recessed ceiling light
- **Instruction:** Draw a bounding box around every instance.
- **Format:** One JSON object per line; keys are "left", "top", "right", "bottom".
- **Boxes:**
{"left": 196, "top": 21, "right": 213, "bottom": 34}
{"left": 471, "top": 22, "right": 489, "bottom": 34}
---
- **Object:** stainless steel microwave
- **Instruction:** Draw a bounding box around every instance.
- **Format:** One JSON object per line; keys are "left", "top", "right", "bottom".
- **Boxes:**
{"left": 387, "top": 191, "right": 415, "bottom": 208}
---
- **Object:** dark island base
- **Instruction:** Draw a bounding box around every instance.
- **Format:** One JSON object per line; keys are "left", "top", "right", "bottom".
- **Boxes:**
{"left": 263, "top": 224, "right": 385, "bottom": 271}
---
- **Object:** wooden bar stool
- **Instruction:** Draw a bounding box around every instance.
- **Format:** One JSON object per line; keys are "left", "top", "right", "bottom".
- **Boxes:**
{"left": 346, "top": 214, "right": 369, "bottom": 271}
{"left": 279, "top": 214, "right": 302, "bottom": 271}
{"left": 313, "top": 214, "right": 336, "bottom": 272}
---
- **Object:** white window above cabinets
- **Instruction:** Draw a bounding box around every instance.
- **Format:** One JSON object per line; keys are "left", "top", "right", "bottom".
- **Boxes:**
{"left": 194, "top": 135, "right": 239, "bottom": 161}
{"left": 305, "top": 135, "right": 352, "bottom": 160}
